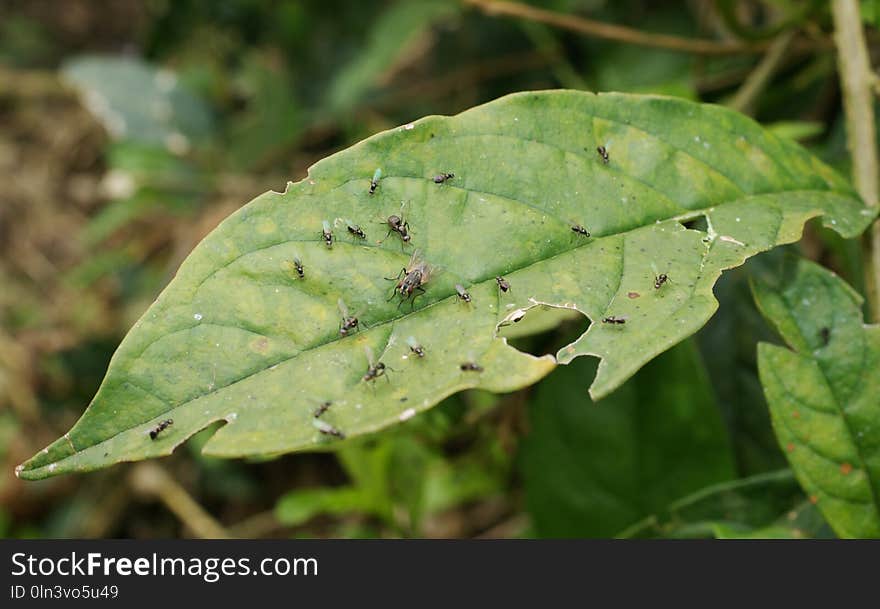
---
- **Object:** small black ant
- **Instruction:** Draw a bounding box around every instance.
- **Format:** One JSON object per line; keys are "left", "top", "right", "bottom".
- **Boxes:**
{"left": 293, "top": 257, "right": 304, "bottom": 279}
{"left": 654, "top": 273, "right": 668, "bottom": 289}
{"left": 149, "top": 419, "right": 173, "bottom": 440}
{"left": 597, "top": 146, "right": 609, "bottom": 164}
{"left": 460, "top": 362, "right": 483, "bottom": 372}
{"left": 313, "top": 401, "right": 332, "bottom": 418}
{"left": 381, "top": 214, "right": 411, "bottom": 244}
{"left": 347, "top": 223, "right": 366, "bottom": 239}
{"left": 322, "top": 220, "right": 333, "bottom": 248}
{"left": 602, "top": 316, "right": 627, "bottom": 324}
{"left": 496, "top": 276, "right": 511, "bottom": 293}
{"left": 407, "top": 336, "right": 425, "bottom": 358}
{"left": 314, "top": 419, "right": 345, "bottom": 439}
{"left": 369, "top": 168, "right": 382, "bottom": 195}
{"left": 455, "top": 283, "right": 472, "bottom": 303}
{"left": 572, "top": 225, "right": 591, "bottom": 237}
{"left": 433, "top": 172, "right": 454, "bottom": 184}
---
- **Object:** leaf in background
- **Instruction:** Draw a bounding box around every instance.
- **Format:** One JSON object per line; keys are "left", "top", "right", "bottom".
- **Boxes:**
{"left": 754, "top": 256, "right": 880, "bottom": 538}
{"left": 710, "top": 501, "right": 829, "bottom": 539}
{"left": 697, "top": 260, "right": 786, "bottom": 475}
{"left": 765, "top": 121, "right": 824, "bottom": 142}
{"left": 619, "top": 469, "right": 832, "bottom": 539}
{"left": 62, "top": 55, "right": 213, "bottom": 150}
{"left": 327, "top": 0, "right": 459, "bottom": 112}
{"left": 227, "top": 52, "right": 302, "bottom": 170}
{"left": 17, "top": 90, "right": 874, "bottom": 480}
{"left": 521, "top": 340, "right": 735, "bottom": 537}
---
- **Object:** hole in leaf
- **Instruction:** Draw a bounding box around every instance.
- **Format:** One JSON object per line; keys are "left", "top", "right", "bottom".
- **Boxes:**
{"left": 681, "top": 216, "right": 708, "bottom": 232}
{"left": 500, "top": 305, "right": 589, "bottom": 357}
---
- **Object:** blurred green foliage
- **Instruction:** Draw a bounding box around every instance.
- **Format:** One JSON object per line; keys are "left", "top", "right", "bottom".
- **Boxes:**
{"left": 0, "top": 0, "right": 875, "bottom": 538}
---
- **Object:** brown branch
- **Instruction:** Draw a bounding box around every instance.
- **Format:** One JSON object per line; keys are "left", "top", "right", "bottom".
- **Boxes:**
{"left": 463, "top": 0, "right": 772, "bottom": 55}
{"left": 832, "top": 0, "right": 880, "bottom": 322}
{"left": 130, "top": 463, "right": 232, "bottom": 539}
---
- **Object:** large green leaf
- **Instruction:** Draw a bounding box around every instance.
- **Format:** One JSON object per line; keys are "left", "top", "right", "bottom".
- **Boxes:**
{"left": 522, "top": 340, "right": 736, "bottom": 537}
{"left": 754, "top": 256, "right": 880, "bottom": 538}
{"left": 17, "top": 90, "right": 873, "bottom": 480}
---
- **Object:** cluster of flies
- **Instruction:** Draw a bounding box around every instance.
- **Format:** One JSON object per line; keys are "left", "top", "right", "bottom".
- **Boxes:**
{"left": 292, "top": 169, "right": 483, "bottom": 441}
{"left": 151, "top": 147, "right": 655, "bottom": 443}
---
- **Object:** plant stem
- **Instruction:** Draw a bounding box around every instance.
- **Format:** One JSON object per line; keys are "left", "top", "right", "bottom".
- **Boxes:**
{"left": 461, "top": 0, "right": 824, "bottom": 55}
{"left": 832, "top": 0, "right": 880, "bottom": 322}
{"left": 130, "top": 463, "right": 232, "bottom": 539}
{"left": 728, "top": 30, "right": 795, "bottom": 115}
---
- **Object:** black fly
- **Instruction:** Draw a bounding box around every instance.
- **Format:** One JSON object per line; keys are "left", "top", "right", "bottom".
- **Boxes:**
{"left": 314, "top": 419, "right": 345, "bottom": 439}
{"left": 407, "top": 336, "right": 425, "bottom": 358}
{"left": 363, "top": 345, "right": 390, "bottom": 383}
{"left": 381, "top": 214, "right": 411, "bottom": 244}
{"left": 322, "top": 220, "right": 333, "bottom": 248}
{"left": 433, "top": 172, "right": 454, "bottom": 184}
{"left": 571, "top": 225, "right": 591, "bottom": 237}
{"left": 496, "top": 276, "right": 511, "bottom": 293}
{"left": 338, "top": 298, "right": 360, "bottom": 337}
{"left": 597, "top": 146, "right": 609, "bottom": 164}
{"left": 387, "top": 250, "right": 433, "bottom": 309}
{"left": 369, "top": 168, "right": 382, "bottom": 195}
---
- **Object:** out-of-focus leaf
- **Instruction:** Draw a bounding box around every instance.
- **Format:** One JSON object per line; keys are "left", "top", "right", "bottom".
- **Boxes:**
{"left": 754, "top": 256, "right": 880, "bottom": 538}
{"left": 618, "top": 469, "right": 832, "bottom": 538}
{"left": 710, "top": 501, "right": 829, "bottom": 539}
{"left": 17, "top": 91, "right": 873, "bottom": 480}
{"left": 227, "top": 53, "right": 302, "bottom": 169}
{"left": 328, "top": 0, "right": 459, "bottom": 111}
{"left": 765, "top": 121, "right": 824, "bottom": 142}
{"left": 697, "top": 261, "right": 785, "bottom": 475}
{"left": 522, "top": 340, "right": 735, "bottom": 537}
{"left": 862, "top": 0, "right": 880, "bottom": 29}
{"left": 62, "top": 55, "right": 213, "bottom": 148}
{"left": 275, "top": 487, "right": 380, "bottom": 527}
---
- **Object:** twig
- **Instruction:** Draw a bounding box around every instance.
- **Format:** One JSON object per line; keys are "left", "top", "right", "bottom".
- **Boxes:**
{"left": 228, "top": 510, "right": 287, "bottom": 538}
{"left": 728, "top": 30, "right": 796, "bottom": 114}
{"left": 463, "top": 0, "right": 772, "bottom": 55}
{"left": 129, "top": 463, "right": 232, "bottom": 539}
{"left": 831, "top": 0, "right": 880, "bottom": 322}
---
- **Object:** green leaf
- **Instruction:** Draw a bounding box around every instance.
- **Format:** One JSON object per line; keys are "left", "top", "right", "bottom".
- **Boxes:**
{"left": 522, "top": 340, "right": 735, "bottom": 537}
{"left": 62, "top": 55, "right": 213, "bottom": 148}
{"left": 618, "top": 469, "right": 833, "bottom": 539}
{"left": 17, "top": 90, "right": 874, "bottom": 480}
{"left": 697, "top": 261, "right": 787, "bottom": 475}
{"left": 327, "top": 0, "right": 459, "bottom": 111}
{"left": 754, "top": 256, "right": 880, "bottom": 538}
